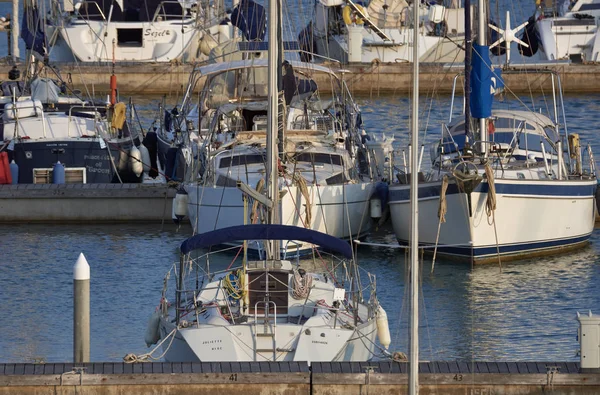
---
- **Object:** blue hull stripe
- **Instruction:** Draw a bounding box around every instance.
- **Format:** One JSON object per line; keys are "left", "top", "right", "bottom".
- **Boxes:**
{"left": 397, "top": 234, "right": 591, "bottom": 259}
{"left": 389, "top": 182, "right": 596, "bottom": 202}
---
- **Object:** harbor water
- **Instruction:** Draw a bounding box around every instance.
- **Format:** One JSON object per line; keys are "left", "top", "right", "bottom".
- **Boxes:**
{"left": 0, "top": 0, "right": 598, "bottom": 365}
{"left": 1, "top": 92, "right": 600, "bottom": 363}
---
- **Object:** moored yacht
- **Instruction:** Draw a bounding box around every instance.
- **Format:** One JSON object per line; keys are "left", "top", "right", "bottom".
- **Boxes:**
{"left": 388, "top": 17, "right": 597, "bottom": 263}
{"left": 166, "top": 57, "right": 387, "bottom": 256}
{"left": 45, "top": 0, "right": 230, "bottom": 63}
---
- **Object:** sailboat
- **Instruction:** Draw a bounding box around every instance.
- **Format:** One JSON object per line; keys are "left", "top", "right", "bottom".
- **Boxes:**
{"left": 388, "top": 0, "right": 598, "bottom": 265}
{"left": 159, "top": 30, "right": 391, "bottom": 255}
{"left": 145, "top": 0, "right": 388, "bottom": 362}
{"left": 44, "top": 0, "right": 230, "bottom": 63}
{"left": 300, "top": 0, "right": 470, "bottom": 64}
{"left": 0, "top": 3, "right": 155, "bottom": 185}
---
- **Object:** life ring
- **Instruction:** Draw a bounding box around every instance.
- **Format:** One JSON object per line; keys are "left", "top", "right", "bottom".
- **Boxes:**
{"left": 343, "top": 4, "right": 367, "bottom": 25}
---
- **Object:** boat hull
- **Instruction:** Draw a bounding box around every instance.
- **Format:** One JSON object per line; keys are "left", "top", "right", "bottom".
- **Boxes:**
{"left": 158, "top": 317, "right": 378, "bottom": 362}
{"left": 6, "top": 137, "right": 141, "bottom": 184}
{"left": 389, "top": 178, "right": 597, "bottom": 264}
{"left": 186, "top": 182, "right": 374, "bottom": 255}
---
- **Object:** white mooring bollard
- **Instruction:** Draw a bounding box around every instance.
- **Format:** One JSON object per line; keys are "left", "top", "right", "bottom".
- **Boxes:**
{"left": 74, "top": 253, "right": 90, "bottom": 363}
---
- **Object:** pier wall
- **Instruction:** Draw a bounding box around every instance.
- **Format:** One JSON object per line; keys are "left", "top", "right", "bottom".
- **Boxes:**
{"left": 1, "top": 361, "right": 599, "bottom": 395}
{"left": 0, "top": 184, "right": 178, "bottom": 223}
{"left": 0, "top": 62, "right": 594, "bottom": 96}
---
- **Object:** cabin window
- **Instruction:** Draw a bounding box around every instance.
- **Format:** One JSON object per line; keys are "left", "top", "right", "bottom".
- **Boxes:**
{"left": 295, "top": 153, "right": 343, "bottom": 166}
{"left": 219, "top": 154, "right": 265, "bottom": 168}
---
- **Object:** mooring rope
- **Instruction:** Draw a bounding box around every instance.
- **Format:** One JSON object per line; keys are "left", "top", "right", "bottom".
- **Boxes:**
{"left": 123, "top": 327, "right": 177, "bottom": 363}
{"left": 292, "top": 172, "right": 312, "bottom": 228}
{"left": 292, "top": 269, "right": 313, "bottom": 299}
{"left": 484, "top": 163, "right": 502, "bottom": 271}
{"left": 431, "top": 175, "right": 449, "bottom": 273}
{"left": 251, "top": 178, "right": 265, "bottom": 224}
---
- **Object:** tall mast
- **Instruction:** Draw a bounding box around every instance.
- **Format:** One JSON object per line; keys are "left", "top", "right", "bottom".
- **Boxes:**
{"left": 477, "top": 0, "right": 487, "bottom": 158}
{"left": 409, "top": 0, "right": 420, "bottom": 392}
{"left": 266, "top": 0, "right": 280, "bottom": 260}
{"left": 464, "top": 0, "right": 472, "bottom": 141}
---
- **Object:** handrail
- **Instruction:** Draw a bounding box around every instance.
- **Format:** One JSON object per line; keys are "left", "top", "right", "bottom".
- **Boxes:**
{"left": 75, "top": 2, "right": 107, "bottom": 21}
{"left": 68, "top": 105, "right": 102, "bottom": 138}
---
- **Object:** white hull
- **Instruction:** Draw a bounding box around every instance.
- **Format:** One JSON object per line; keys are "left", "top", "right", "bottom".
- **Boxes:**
{"left": 537, "top": 17, "right": 600, "bottom": 62}
{"left": 318, "top": 31, "right": 465, "bottom": 64}
{"left": 187, "top": 182, "right": 374, "bottom": 253}
{"left": 159, "top": 317, "right": 378, "bottom": 362}
{"left": 46, "top": 21, "right": 221, "bottom": 63}
{"left": 389, "top": 178, "right": 596, "bottom": 263}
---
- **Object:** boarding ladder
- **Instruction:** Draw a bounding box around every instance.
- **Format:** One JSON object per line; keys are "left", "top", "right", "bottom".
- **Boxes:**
{"left": 254, "top": 300, "right": 277, "bottom": 361}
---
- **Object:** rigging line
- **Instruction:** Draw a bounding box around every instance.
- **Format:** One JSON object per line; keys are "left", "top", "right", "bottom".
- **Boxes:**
{"left": 423, "top": 36, "right": 463, "bottom": 145}
{"left": 211, "top": 146, "right": 237, "bottom": 231}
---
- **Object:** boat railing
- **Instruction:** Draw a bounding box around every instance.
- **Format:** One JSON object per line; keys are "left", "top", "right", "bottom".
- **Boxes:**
{"left": 74, "top": 2, "right": 107, "bottom": 22}
{"left": 67, "top": 106, "right": 102, "bottom": 137}
{"left": 152, "top": 1, "right": 191, "bottom": 22}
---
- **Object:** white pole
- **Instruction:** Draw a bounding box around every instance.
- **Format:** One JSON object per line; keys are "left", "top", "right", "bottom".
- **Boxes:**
{"left": 11, "top": 0, "right": 19, "bottom": 63}
{"left": 74, "top": 253, "right": 90, "bottom": 363}
{"left": 409, "top": 0, "right": 420, "bottom": 392}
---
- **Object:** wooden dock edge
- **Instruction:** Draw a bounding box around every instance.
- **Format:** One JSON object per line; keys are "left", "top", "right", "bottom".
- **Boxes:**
{"left": 0, "top": 362, "right": 598, "bottom": 394}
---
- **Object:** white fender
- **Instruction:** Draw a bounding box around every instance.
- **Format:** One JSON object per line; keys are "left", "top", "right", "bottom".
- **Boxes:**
{"left": 376, "top": 305, "right": 391, "bottom": 349}
{"left": 370, "top": 197, "right": 382, "bottom": 218}
{"left": 130, "top": 145, "right": 143, "bottom": 177}
{"left": 174, "top": 189, "right": 189, "bottom": 220}
{"left": 199, "top": 35, "right": 218, "bottom": 57}
{"left": 144, "top": 310, "right": 161, "bottom": 347}
{"left": 138, "top": 143, "right": 151, "bottom": 174}
{"left": 118, "top": 148, "right": 128, "bottom": 171}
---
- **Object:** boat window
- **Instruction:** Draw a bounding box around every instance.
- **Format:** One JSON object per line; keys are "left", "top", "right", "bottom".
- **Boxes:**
{"left": 516, "top": 133, "right": 554, "bottom": 153}
{"left": 441, "top": 134, "right": 466, "bottom": 154}
{"left": 219, "top": 154, "right": 265, "bottom": 168}
{"left": 544, "top": 126, "right": 559, "bottom": 142}
{"left": 295, "top": 153, "right": 343, "bottom": 165}
{"left": 117, "top": 28, "right": 143, "bottom": 47}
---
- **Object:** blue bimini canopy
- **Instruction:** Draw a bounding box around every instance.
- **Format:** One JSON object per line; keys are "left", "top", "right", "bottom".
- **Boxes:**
{"left": 180, "top": 224, "right": 353, "bottom": 258}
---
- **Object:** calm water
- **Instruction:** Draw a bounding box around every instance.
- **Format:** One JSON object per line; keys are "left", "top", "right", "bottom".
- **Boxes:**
{"left": 1, "top": 90, "right": 600, "bottom": 363}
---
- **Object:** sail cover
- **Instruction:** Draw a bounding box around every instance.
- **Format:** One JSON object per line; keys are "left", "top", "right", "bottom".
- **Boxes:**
{"left": 21, "top": 5, "right": 46, "bottom": 56}
{"left": 180, "top": 224, "right": 353, "bottom": 258}
{"left": 470, "top": 44, "right": 503, "bottom": 119}
{"left": 231, "top": 0, "right": 267, "bottom": 41}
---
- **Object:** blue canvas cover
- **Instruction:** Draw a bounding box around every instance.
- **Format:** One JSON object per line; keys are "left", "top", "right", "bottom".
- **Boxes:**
{"left": 470, "top": 44, "right": 505, "bottom": 119}
{"left": 231, "top": 0, "right": 267, "bottom": 41}
{"left": 180, "top": 224, "right": 353, "bottom": 258}
{"left": 21, "top": 5, "right": 46, "bottom": 56}
{"left": 470, "top": 44, "right": 493, "bottom": 119}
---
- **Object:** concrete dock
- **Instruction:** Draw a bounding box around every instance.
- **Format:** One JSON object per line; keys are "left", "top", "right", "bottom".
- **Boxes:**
{"left": 0, "top": 183, "right": 178, "bottom": 223}
{"left": 0, "top": 361, "right": 598, "bottom": 394}
{"left": 0, "top": 61, "right": 595, "bottom": 96}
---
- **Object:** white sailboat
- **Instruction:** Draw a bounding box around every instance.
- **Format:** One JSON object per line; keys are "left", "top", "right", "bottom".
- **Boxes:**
{"left": 145, "top": 0, "right": 389, "bottom": 361}
{"left": 300, "top": 0, "right": 470, "bottom": 64}
{"left": 44, "top": 0, "right": 233, "bottom": 63}
{"left": 162, "top": 48, "right": 390, "bottom": 255}
{"left": 388, "top": 0, "right": 597, "bottom": 265}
